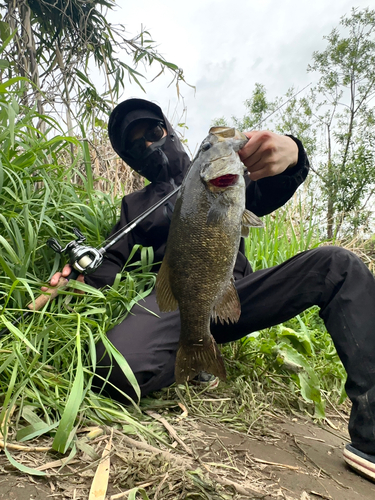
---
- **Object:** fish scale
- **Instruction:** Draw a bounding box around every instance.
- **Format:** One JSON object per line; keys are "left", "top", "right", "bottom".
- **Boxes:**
{"left": 155, "top": 127, "right": 263, "bottom": 384}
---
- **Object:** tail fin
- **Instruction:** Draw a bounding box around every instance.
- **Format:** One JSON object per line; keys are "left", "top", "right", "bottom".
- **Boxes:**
{"left": 175, "top": 335, "right": 226, "bottom": 384}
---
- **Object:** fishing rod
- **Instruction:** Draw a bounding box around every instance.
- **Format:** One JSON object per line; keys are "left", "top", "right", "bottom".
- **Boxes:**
{"left": 1, "top": 83, "right": 313, "bottom": 337}
{"left": 0, "top": 186, "right": 181, "bottom": 338}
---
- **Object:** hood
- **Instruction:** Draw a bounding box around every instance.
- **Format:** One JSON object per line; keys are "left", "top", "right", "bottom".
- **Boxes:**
{"left": 108, "top": 98, "right": 190, "bottom": 185}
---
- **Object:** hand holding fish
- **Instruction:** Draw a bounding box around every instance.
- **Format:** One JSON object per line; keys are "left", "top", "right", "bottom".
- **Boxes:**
{"left": 238, "top": 130, "right": 298, "bottom": 181}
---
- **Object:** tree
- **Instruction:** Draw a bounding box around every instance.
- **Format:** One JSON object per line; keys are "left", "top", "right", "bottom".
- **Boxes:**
{"left": 214, "top": 8, "right": 375, "bottom": 238}
{"left": 0, "top": 0, "right": 185, "bottom": 133}
{"left": 308, "top": 7, "right": 375, "bottom": 238}
{"left": 233, "top": 83, "right": 273, "bottom": 131}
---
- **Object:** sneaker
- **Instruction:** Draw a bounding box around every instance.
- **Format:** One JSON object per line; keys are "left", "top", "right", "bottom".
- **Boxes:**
{"left": 343, "top": 443, "right": 375, "bottom": 482}
{"left": 190, "top": 371, "right": 220, "bottom": 389}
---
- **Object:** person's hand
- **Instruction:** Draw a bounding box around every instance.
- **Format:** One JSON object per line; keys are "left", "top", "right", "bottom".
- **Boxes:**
{"left": 238, "top": 131, "right": 298, "bottom": 181}
{"left": 41, "top": 264, "right": 85, "bottom": 293}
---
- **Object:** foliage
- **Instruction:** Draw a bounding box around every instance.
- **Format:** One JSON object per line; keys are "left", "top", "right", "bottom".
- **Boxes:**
{"left": 307, "top": 7, "right": 375, "bottom": 238}
{"left": 222, "top": 308, "right": 346, "bottom": 419}
{"left": 232, "top": 83, "right": 272, "bottom": 131}
{"left": 245, "top": 196, "right": 322, "bottom": 270}
{"left": 0, "top": 0, "right": 186, "bottom": 132}
{"left": 0, "top": 68, "right": 159, "bottom": 464}
{"left": 215, "top": 7, "right": 375, "bottom": 239}
{"left": 0, "top": 7, "right": 365, "bottom": 471}
{"left": 226, "top": 200, "right": 347, "bottom": 418}
{"left": 0, "top": 91, "right": 118, "bottom": 295}
{"left": 0, "top": 252, "right": 156, "bottom": 456}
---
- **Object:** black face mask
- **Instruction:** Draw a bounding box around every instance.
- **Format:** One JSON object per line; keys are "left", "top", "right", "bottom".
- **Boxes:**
{"left": 128, "top": 137, "right": 169, "bottom": 183}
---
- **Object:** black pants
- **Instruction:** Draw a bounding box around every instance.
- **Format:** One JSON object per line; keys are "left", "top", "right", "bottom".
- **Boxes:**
{"left": 95, "top": 246, "right": 375, "bottom": 454}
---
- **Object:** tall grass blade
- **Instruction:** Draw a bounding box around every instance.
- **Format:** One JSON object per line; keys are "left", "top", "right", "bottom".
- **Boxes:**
{"left": 52, "top": 317, "right": 84, "bottom": 453}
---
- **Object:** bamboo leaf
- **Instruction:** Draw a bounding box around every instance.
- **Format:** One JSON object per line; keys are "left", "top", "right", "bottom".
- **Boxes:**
{"left": 101, "top": 335, "right": 141, "bottom": 402}
{"left": 1, "top": 320, "right": 40, "bottom": 354}
{"left": 88, "top": 432, "right": 112, "bottom": 500}
{"left": 0, "top": 253, "right": 17, "bottom": 280}
{"left": 64, "top": 281, "right": 105, "bottom": 297}
{"left": 16, "top": 421, "right": 59, "bottom": 442}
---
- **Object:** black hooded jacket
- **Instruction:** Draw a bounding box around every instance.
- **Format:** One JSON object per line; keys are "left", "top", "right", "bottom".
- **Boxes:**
{"left": 85, "top": 103, "right": 309, "bottom": 289}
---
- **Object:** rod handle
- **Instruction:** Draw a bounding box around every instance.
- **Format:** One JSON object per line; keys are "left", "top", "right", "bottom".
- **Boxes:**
{"left": 27, "top": 269, "right": 80, "bottom": 312}
{"left": 27, "top": 277, "right": 68, "bottom": 311}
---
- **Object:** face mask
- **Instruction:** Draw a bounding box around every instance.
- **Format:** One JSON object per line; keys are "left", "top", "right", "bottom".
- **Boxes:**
{"left": 130, "top": 137, "right": 169, "bottom": 183}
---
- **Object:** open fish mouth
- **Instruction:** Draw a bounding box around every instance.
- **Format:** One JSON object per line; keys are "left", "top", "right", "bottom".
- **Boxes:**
{"left": 209, "top": 174, "right": 239, "bottom": 188}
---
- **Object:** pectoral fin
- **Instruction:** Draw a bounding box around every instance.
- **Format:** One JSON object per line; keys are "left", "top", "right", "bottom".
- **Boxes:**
{"left": 241, "top": 209, "right": 263, "bottom": 237}
{"left": 155, "top": 260, "right": 178, "bottom": 312}
{"left": 212, "top": 278, "right": 241, "bottom": 324}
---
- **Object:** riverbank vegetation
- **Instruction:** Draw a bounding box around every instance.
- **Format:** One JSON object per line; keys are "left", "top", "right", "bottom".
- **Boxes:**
{"left": 0, "top": 4, "right": 374, "bottom": 497}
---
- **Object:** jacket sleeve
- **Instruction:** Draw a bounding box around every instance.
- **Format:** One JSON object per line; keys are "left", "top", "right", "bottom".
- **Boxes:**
{"left": 84, "top": 200, "right": 133, "bottom": 289}
{"left": 245, "top": 136, "right": 309, "bottom": 216}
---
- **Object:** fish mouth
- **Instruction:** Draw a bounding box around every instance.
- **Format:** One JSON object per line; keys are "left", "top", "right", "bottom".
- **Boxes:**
{"left": 208, "top": 174, "right": 239, "bottom": 188}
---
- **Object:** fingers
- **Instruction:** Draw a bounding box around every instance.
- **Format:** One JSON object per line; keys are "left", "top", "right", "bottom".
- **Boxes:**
{"left": 41, "top": 264, "right": 84, "bottom": 292}
{"left": 53, "top": 265, "right": 72, "bottom": 285}
{"left": 238, "top": 131, "right": 298, "bottom": 181}
{"left": 41, "top": 270, "right": 65, "bottom": 291}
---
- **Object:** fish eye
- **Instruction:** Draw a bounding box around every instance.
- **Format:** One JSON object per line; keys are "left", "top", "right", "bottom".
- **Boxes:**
{"left": 201, "top": 142, "right": 211, "bottom": 151}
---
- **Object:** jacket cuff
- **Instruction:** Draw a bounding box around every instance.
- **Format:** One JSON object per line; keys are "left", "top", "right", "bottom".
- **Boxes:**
{"left": 282, "top": 135, "right": 309, "bottom": 183}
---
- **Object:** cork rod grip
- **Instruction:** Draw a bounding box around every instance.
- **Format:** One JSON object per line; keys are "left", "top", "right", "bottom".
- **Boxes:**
{"left": 27, "top": 277, "right": 68, "bottom": 311}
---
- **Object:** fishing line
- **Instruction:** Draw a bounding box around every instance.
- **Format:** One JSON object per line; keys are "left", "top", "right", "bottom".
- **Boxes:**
{"left": 252, "top": 82, "right": 312, "bottom": 130}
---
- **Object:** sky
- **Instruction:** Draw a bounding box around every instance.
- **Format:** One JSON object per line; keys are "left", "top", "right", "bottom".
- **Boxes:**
{"left": 105, "top": 0, "right": 372, "bottom": 154}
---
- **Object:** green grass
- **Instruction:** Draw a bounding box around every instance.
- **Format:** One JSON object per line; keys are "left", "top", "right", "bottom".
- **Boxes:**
{"left": 0, "top": 68, "right": 353, "bottom": 478}
{"left": 245, "top": 195, "right": 322, "bottom": 270}
{"left": 0, "top": 73, "right": 162, "bottom": 468}
{"left": 220, "top": 199, "right": 348, "bottom": 417}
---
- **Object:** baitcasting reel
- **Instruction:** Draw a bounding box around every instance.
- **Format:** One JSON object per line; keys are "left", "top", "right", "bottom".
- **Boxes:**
{"left": 47, "top": 228, "right": 105, "bottom": 275}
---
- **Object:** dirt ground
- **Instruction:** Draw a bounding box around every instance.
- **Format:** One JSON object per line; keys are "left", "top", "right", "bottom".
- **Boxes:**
{"left": 0, "top": 407, "right": 374, "bottom": 500}
{"left": 193, "top": 417, "right": 375, "bottom": 499}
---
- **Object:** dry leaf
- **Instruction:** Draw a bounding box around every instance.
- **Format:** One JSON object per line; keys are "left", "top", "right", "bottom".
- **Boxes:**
{"left": 88, "top": 430, "right": 113, "bottom": 500}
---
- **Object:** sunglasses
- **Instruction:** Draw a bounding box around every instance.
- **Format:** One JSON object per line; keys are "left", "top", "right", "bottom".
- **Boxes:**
{"left": 127, "top": 122, "right": 165, "bottom": 159}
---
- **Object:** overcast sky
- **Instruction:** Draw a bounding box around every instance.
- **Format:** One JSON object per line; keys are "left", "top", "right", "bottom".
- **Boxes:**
{"left": 106, "top": 0, "right": 372, "bottom": 154}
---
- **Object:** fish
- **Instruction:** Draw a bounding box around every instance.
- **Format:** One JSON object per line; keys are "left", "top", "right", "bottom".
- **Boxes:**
{"left": 155, "top": 127, "right": 263, "bottom": 384}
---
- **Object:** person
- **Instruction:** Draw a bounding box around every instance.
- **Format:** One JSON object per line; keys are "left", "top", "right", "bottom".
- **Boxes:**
{"left": 47, "top": 98, "right": 375, "bottom": 482}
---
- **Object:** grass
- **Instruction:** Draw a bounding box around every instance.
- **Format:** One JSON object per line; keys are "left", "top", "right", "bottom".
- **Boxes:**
{"left": 0, "top": 255, "right": 155, "bottom": 446}
{"left": 245, "top": 194, "right": 322, "bottom": 271}
{"left": 241, "top": 199, "right": 348, "bottom": 416}
{"left": 0, "top": 74, "right": 161, "bottom": 466}
{"left": 0, "top": 69, "right": 371, "bottom": 495}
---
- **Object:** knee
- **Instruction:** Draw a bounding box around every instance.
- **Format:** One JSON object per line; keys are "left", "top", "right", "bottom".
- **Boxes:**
{"left": 314, "top": 245, "right": 364, "bottom": 271}
{"left": 311, "top": 246, "right": 372, "bottom": 292}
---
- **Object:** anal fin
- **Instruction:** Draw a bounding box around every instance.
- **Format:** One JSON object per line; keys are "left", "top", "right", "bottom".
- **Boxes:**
{"left": 212, "top": 278, "right": 241, "bottom": 325}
